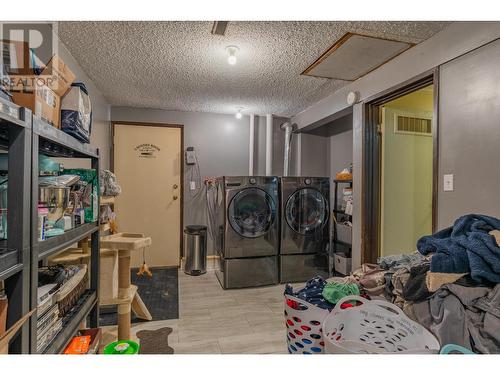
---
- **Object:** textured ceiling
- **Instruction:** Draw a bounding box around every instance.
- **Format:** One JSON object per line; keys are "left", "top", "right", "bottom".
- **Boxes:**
{"left": 57, "top": 21, "right": 450, "bottom": 117}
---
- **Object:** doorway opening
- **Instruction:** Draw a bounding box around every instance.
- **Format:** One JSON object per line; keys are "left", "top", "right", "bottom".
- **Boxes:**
{"left": 363, "top": 71, "right": 438, "bottom": 263}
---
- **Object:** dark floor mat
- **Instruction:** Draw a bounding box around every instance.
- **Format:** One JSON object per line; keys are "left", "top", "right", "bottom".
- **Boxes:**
{"left": 100, "top": 267, "right": 179, "bottom": 326}
{"left": 136, "top": 327, "right": 174, "bottom": 354}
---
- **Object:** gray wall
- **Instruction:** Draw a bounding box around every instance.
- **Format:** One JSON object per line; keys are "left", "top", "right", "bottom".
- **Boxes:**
{"left": 111, "top": 108, "right": 288, "bottom": 254}
{"left": 329, "top": 129, "right": 353, "bottom": 179}
{"left": 55, "top": 34, "right": 111, "bottom": 169}
{"left": 438, "top": 39, "right": 500, "bottom": 228}
{"left": 297, "top": 133, "right": 329, "bottom": 177}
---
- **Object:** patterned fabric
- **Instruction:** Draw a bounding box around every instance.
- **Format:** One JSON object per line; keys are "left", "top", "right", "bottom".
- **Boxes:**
{"left": 285, "top": 276, "right": 334, "bottom": 310}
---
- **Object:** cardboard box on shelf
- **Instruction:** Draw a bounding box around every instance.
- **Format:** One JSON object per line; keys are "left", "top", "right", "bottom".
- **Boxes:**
{"left": 3, "top": 48, "right": 75, "bottom": 128}
{"left": 40, "top": 55, "right": 75, "bottom": 97}
{"left": 11, "top": 82, "right": 61, "bottom": 128}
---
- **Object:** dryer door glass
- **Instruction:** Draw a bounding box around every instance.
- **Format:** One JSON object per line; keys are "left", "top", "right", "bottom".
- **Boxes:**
{"left": 285, "top": 188, "right": 328, "bottom": 235}
{"left": 228, "top": 188, "right": 276, "bottom": 238}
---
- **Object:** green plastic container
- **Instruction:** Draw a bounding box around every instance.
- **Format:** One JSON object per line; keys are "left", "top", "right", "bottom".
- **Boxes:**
{"left": 103, "top": 340, "right": 140, "bottom": 354}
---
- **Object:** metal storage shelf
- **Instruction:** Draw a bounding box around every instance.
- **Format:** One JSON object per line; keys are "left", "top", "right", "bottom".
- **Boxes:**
{"left": 0, "top": 97, "right": 32, "bottom": 353}
{"left": 0, "top": 97, "right": 31, "bottom": 129}
{"left": 30, "top": 114, "right": 100, "bottom": 353}
{"left": 333, "top": 178, "right": 353, "bottom": 256}
{"left": 0, "top": 261, "right": 23, "bottom": 280}
{"left": 38, "top": 222, "right": 99, "bottom": 260}
{"left": 42, "top": 290, "right": 97, "bottom": 354}
{"left": 0, "top": 99, "right": 100, "bottom": 353}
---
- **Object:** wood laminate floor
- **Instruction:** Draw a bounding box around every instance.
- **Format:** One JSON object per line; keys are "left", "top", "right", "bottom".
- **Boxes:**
{"left": 101, "top": 270, "right": 288, "bottom": 354}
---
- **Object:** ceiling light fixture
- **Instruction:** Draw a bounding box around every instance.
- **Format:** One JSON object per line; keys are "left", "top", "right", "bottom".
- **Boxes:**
{"left": 226, "top": 45, "right": 239, "bottom": 65}
{"left": 235, "top": 107, "right": 243, "bottom": 119}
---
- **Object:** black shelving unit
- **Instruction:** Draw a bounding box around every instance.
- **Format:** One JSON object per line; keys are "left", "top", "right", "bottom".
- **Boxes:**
{"left": 332, "top": 179, "right": 353, "bottom": 254}
{"left": 30, "top": 116, "right": 100, "bottom": 353}
{"left": 0, "top": 97, "right": 32, "bottom": 353}
{"left": 42, "top": 290, "right": 97, "bottom": 354}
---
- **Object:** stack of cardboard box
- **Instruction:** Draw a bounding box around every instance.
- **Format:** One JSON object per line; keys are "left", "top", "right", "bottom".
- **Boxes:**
{"left": 1, "top": 39, "right": 75, "bottom": 128}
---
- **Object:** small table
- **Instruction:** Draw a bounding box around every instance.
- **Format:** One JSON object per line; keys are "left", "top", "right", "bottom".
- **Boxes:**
{"left": 100, "top": 233, "right": 153, "bottom": 341}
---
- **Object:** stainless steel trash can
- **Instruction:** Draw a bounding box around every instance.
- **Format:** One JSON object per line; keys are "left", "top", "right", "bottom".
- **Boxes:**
{"left": 183, "top": 225, "right": 207, "bottom": 276}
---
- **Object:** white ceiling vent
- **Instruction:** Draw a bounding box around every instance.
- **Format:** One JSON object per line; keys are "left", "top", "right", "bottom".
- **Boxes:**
{"left": 303, "top": 33, "right": 414, "bottom": 81}
{"left": 394, "top": 114, "right": 432, "bottom": 136}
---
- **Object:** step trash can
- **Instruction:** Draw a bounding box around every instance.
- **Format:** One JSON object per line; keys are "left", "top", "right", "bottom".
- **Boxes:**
{"left": 184, "top": 225, "right": 207, "bottom": 276}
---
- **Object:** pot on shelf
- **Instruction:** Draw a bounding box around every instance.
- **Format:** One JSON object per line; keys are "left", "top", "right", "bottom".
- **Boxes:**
{"left": 39, "top": 187, "right": 70, "bottom": 223}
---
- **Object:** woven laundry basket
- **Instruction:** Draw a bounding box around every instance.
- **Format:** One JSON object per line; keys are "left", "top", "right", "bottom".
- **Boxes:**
{"left": 284, "top": 295, "right": 330, "bottom": 354}
{"left": 322, "top": 295, "right": 440, "bottom": 354}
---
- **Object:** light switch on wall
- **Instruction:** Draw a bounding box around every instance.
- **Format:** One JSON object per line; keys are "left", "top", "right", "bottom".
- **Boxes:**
{"left": 443, "top": 174, "right": 454, "bottom": 192}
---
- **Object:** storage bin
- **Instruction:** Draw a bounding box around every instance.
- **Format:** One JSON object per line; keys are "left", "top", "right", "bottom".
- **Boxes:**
{"left": 78, "top": 328, "right": 102, "bottom": 354}
{"left": 284, "top": 294, "right": 329, "bottom": 354}
{"left": 334, "top": 253, "right": 352, "bottom": 275}
{"left": 335, "top": 223, "right": 352, "bottom": 244}
{"left": 55, "top": 265, "right": 88, "bottom": 316}
{"left": 323, "top": 295, "right": 440, "bottom": 354}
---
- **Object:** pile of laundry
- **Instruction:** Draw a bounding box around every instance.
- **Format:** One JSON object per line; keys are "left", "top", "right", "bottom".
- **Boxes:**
{"left": 285, "top": 276, "right": 363, "bottom": 311}
{"left": 285, "top": 214, "right": 500, "bottom": 353}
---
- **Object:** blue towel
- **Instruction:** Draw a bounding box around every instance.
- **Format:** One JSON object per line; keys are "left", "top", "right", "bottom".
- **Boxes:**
{"left": 417, "top": 214, "right": 500, "bottom": 283}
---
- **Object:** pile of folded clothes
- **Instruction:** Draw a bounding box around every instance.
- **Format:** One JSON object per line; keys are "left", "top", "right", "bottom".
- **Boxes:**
{"left": 285, "top": 214, "right": 500, "bottom": 353}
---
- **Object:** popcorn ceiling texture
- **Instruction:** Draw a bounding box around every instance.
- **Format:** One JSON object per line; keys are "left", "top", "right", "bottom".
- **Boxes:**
{"left": 57, "top": 21, "right": 450, "bottom": 117}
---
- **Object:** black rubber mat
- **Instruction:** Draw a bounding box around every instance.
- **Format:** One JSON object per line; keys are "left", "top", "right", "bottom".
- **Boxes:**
{"left": 99, "top": 267, "right": 179, "bottom": 326}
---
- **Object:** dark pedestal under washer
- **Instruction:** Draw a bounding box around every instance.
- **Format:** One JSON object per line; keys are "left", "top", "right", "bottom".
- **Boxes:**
{"left": 280, "top": 176, "right": 330, "bottom": 283}
{"left": 214, "top": 176, "right": 279, "bottom": 289}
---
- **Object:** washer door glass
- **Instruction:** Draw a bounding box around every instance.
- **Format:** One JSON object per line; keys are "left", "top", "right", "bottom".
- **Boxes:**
{"left": 228, "top": 188, "right": 276, "bottom": 238}
{"left": 285, "top": 188, "right": 328, "bottom": 235}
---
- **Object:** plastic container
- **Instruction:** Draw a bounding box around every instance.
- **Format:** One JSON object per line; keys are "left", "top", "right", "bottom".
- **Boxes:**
{"left": 103, "top": 340, "right": 139, "bottom": 354}
{"left": 323, "top": 295, "right": 440, "bottom": 354}
{"left": 284, "top": 294, "right": 329, "bottom": 354}
{"left": 440, "top": 344, "right": 474, "bottom": 355}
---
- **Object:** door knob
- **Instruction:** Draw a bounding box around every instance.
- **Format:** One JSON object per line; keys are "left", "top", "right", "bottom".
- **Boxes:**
{"left": 173, "top": 184, "right": 178, "bottom": 189}
{"left": 173, "top": 195, "right": 179, "bottom": 200}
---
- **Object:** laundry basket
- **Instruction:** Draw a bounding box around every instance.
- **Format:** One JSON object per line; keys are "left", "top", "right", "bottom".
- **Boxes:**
{"left": 284, "top": 295, "right": 330, "bottom": 354}
{"left": 322, "top": 295, "right": 440, "bottom": 354}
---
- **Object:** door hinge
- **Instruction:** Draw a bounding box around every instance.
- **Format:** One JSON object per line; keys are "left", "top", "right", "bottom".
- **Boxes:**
{"left": 376, "top": 123, "right": 382, "bottom": 135}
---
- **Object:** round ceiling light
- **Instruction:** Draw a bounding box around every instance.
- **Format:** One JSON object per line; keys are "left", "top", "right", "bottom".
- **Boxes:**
{"left": 226, "top": 45, "right": 239, "bottom": 65}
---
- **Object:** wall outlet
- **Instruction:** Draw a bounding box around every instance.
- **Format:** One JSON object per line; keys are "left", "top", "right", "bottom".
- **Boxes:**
{"left": 443, "top": 174, "right": 454, "bottom": 192}
{"left": 190, "top": 181, "right": 196, "bottom": 190}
